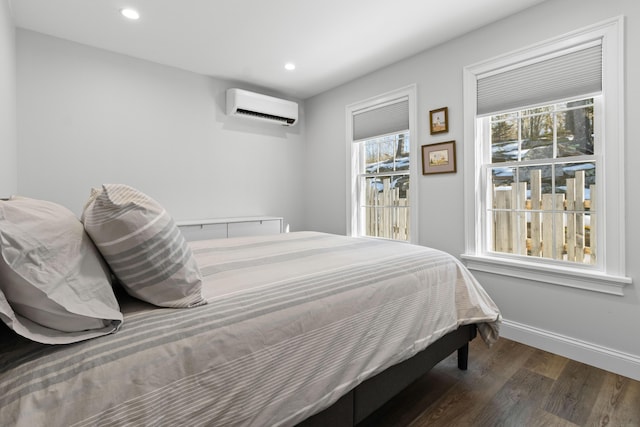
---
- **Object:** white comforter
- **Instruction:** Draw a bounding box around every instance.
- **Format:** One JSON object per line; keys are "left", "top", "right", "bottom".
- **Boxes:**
{"left": 0, "top": 232, "right": 500, "bottom": 427}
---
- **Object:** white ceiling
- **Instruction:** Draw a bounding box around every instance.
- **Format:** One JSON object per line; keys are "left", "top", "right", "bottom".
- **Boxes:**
{"left": 9, "top": 0, "right": 546, "bottom": 99}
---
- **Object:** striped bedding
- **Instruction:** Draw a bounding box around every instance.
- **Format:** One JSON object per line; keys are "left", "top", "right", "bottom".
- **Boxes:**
{"left": 0, "top": 232, "right": 500, "bottom": 427}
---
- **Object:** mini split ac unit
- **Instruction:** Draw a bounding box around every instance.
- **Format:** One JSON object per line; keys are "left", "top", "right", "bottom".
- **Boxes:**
{"left": 226, "top": 88, "right": 298, "bottom": 126}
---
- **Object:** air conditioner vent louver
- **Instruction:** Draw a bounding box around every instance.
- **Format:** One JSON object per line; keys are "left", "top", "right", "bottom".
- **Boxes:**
{"left": 226, "top": 88, "right": 298, "bottom": 126}
{"left": 236, "top": 108, "right": 296, "bottom": 125}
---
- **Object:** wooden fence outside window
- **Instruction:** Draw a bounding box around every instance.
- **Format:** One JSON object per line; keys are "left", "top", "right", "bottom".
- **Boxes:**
{"left": 364, "top": 177, "right": 409, "bottom": 241}
{"left": 493, "top": 169, "right": 595, "bottom": 264}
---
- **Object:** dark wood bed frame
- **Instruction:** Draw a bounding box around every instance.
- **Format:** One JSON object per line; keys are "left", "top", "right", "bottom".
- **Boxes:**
{"left": 297, "top": 324, "right": 478, "bottom": 427}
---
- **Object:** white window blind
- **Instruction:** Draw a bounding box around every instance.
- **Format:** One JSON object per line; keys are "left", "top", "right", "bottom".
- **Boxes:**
{"left": 352, "top": 98, "right": 409, "bottom": 141}
{"left": 477, "top": 42, "right": 602, "bottom": 116}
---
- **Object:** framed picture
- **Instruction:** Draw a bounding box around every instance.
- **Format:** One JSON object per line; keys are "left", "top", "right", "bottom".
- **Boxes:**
{"left": 429, "top": 107, "right": 448, "bottom": 134}
{"left": 422, "top": 141, "right": 456, "bottom": 175}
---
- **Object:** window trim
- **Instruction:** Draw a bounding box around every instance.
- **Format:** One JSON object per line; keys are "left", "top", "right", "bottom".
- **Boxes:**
{"left": 346, "top": 85, "right": 418, "bottom": 243}
{"left": 462, "top": 16, "right": 631, "bottom": 295}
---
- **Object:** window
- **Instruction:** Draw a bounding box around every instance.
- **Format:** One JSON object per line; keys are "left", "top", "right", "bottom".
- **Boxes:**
{"left": 355, "top": 132, "right": 410, "bottom": 240}
{"left": 462, "top": 17, "right": 630, "bottom": 295}
{"left": 346, "top": 85, "right": 418, "bottom": 242}
{"left": 486, "top": 98, "right": 596, "bottom": 264}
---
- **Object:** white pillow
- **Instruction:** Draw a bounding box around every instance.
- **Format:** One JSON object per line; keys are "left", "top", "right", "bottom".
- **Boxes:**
{"left": 0, "top": 196, "right": 123, "bottom": 344}
{"left": 82, "top": 184, "right": 205, "bottom": 308}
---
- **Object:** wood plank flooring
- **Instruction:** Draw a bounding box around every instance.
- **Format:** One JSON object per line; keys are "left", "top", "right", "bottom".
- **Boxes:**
{"left": 359, "top": 338, "right": 640, "bottom": 427}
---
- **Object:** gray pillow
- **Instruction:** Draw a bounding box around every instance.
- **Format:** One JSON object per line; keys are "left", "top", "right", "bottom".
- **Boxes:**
{"left": 0, "top": 196, "right": 123, "bottom": 344}
{"left": 82, "top": 184, "right": 205, "bottom": 308}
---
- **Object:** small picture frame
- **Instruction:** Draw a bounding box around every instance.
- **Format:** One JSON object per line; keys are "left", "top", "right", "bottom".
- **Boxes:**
{"left": 422, "top": 141, "right": 456, "bottom": 175}
{"left": 429, "top": 107, "right": 448, "bottom": 134}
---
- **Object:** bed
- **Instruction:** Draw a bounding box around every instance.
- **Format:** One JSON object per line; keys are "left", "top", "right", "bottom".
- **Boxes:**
{"left": 0, "top": 187, "right": 500, "bottom": 427}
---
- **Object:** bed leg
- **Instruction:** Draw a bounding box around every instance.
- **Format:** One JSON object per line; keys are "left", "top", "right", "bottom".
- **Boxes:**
{"left": 457, "top": 343, "right": 469, "bottom": 370}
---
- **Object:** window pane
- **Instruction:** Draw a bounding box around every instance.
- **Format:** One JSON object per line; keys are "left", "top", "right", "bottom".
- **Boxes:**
{"left": 557, "top": 104, "right": 594, "bottom": 157}
{"left": 490, "top": 167, "right": 517, "bottom": 255}
{"left": 559, "top": 162, "right": 596, "bottom": 264}
{"left": 518, "top": 165, "right": 550, "bottom": 205}
{"left": 524, "top": 105, "right": 553, "bottom": 116}
{"left": 364, "top": 141, "right": 379, "bottom": 173}
{"left": 394, "top": 174, "right": 409, "bottom": 198}
{"left": 558, "top": 162, "right": 596, "bottom": 203}
{"left": 378, "top": 138, "right": 395, "bottom": 172}
{"left": 491, "top": 118, "right": 518, "bottom": 163}
{"left": 491, "top": 166, "right": 515, "bottom": 191}
{"left": 361, "top": 175, "right": 410, "bottom": 241}
{"left": 394, "top": 133, "right": 410, "bottom": 171}
{"left": 555, "top": 98, "right": 593, "bottom": 109}
{"left": 521, "top": 112, "right": 553, "bottom": 160}
{"left": 493, "top": 112, "right": 518, "bottom": 121}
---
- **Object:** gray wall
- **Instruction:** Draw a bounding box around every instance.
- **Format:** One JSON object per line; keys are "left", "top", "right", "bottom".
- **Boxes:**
{"left": 16, "top": 29, "right": 306, "bottom": 229}
{"left": 0, "top": 0, "right": 16, "bottom": 197}
{"left": 303, "top": 0, "right": 639, "bottom": 377}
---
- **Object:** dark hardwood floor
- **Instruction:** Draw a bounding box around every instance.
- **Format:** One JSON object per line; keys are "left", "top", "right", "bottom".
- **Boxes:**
{"left": 359, "top": 337, "right": 640, "bottom": 427}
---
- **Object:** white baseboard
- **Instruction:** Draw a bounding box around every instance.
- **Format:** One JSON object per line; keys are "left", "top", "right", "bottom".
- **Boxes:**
{"left": 499, "top": 319, "right": 640, "bottom": 381}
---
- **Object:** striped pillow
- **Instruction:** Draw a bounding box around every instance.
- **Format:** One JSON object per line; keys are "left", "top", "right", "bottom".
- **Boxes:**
{"left": 82, "top": 185, "right": 205, "bottom": 308}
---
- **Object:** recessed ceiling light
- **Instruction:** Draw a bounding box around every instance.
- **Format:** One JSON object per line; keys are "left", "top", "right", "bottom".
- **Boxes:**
{"left": 284, "top": 63, "right": 296, "bottom": 71}
{"left": 120, "top": 8, "right": 140, "bottom": 20}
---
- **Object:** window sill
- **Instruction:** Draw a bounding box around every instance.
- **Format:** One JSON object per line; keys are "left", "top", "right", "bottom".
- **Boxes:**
{"left": 460, "top": 254, "right": 632, "bottom": 296}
